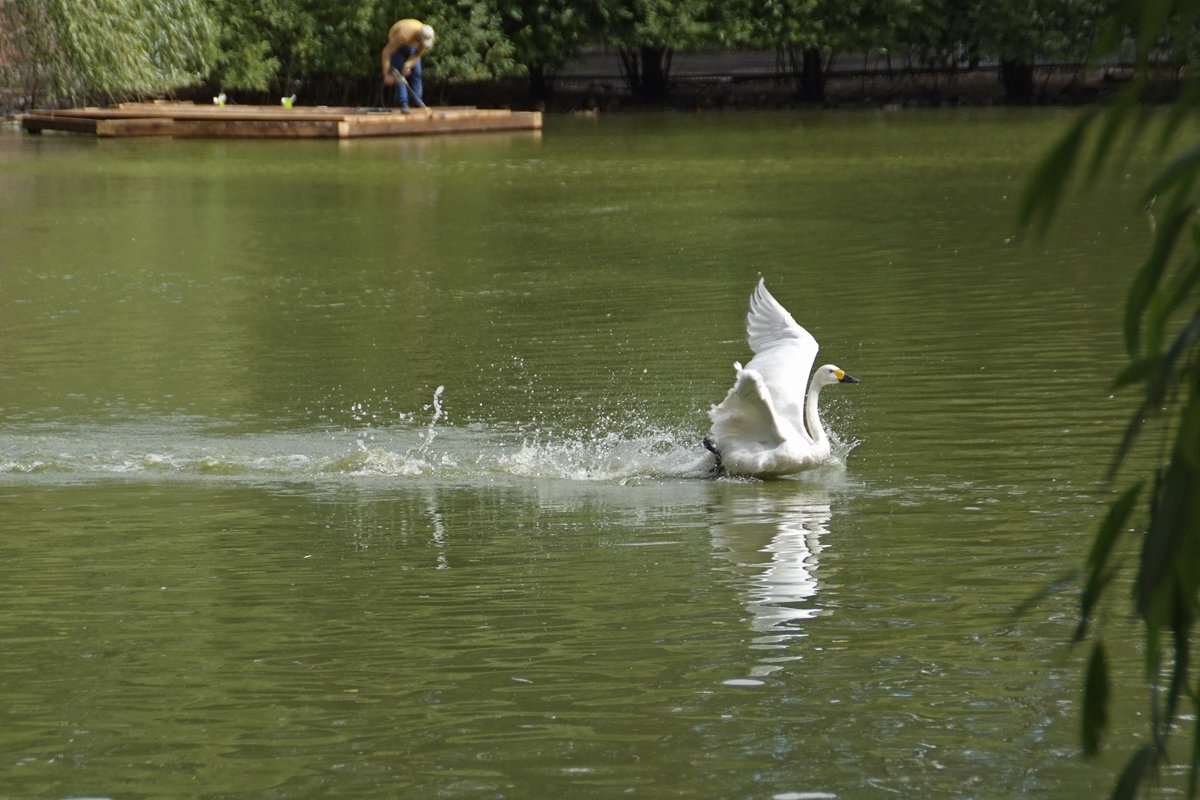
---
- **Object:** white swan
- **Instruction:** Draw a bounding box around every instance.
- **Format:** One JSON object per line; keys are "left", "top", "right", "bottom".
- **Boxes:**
{"left": 704, "top": 278, "right": 859, "bottom": 478}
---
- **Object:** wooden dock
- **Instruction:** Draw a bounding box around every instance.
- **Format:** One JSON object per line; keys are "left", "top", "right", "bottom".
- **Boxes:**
{"left": 21, "top": 101, "right": 542, "bottom": 139}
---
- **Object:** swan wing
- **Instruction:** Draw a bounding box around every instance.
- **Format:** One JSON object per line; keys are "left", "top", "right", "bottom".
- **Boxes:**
{"left": 709, "top": 365, "right": 788, "bottom": 448}
{"left": 744, "top": 279, "right": 818, "bottom": 436}
{"left": 747, "top": 278, "right": 818, "bottom": 362}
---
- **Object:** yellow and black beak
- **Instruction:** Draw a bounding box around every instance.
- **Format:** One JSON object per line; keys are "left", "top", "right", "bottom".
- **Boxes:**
{"left": 836, "top": 369, "right": 861, "bottom": 384}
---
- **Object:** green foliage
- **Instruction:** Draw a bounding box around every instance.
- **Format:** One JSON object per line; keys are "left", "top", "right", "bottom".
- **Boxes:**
{"left": 589, "top": 0, "right": 717, "bottom": 100}
{"left": 208, "top": 0, "right": 282, "bottom": 90}
{"left": 972, "top": 0, "right": 1104, "bottom": 63}
{"left": 495, "top": 0, "right": 604, "bottom": 98}
{"left": 728, "top": 0, "right": 918, "bottom": 58}
{"left": 421, "top": 2, "right": 520, "bottom": 83}
{"left": 725, "top": 0, "right": 916, "bottom": 100}
{"left": 3, "top": 0, "right": 219, "bottom": 101}
{"left": 7, "top": 0, "right": 1200, "bottom": 104}
{"left": 598, "top": 0, "right": 715, "bottom": 49}
{"left": 209, "top": 0, "right": 387, "bottom": 92}
{"left": 498, "top": 0, "right": 593, "bottom": 73}
{"left": 1021, "top": 0, "right": 1200, "bottom": 796}
{"left": 897, "top": 0, "right": 980, "bottom": 71}
{"left": 894, "top": 0, "right": 1105, "bottom": 84}
{"left": 742, "top": 0, "right": 824, "bottom": 52}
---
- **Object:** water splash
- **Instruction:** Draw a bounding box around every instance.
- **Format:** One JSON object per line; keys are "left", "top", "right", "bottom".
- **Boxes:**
{"left": 0, "top": 395, "right": 707, "bottom": 488}
{"left": 498, "top": 425, "right": 712, "bottom": 483}
{"left": 420, "top": 384, "right": 446, "bottom": 454}
{"left": 1, "top": 386, "right": 857, "bottom": 488}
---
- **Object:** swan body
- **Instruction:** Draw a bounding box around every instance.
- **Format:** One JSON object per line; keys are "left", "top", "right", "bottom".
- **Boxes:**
{"left": 706, "top": 279, "right": 859, "bottom": 477}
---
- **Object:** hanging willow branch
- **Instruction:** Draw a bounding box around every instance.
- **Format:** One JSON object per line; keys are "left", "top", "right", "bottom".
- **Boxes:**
{"left": 3, "top": 0, "right": 219, "bottom": 103}
{"left": 1021, "top": 1, "right": 1200, "bottom": 797}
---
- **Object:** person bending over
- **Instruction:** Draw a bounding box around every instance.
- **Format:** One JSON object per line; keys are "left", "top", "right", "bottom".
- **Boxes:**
{"left": 381, "top": 19, "right": 435, "bottom": 112}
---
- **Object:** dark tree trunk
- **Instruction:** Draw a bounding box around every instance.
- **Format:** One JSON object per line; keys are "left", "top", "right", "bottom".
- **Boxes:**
{"left": 618, "top": 46, "right": 672, "bottom": 102}
{"left": 638, "top": 45, "right": 671, "bottom": 102}
{"left": 618, "top": 47, "right": 640, "bottom": 96}
{"left": 1000, "top": 59, "right": 1035, "bottom": 103}
{"left": 528, "top": 62, "right": 551, "bottom": 104}
{"left": 798, "top": 47, "right": 825, "bottom": 103}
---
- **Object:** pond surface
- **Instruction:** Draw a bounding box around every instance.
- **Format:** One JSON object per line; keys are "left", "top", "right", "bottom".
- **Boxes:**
{"left": 0, "top": 110, "right": 1175, "bottom": 798}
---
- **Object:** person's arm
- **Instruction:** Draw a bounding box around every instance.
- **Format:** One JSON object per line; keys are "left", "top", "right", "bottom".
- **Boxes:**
{"left": 381, "top": 33, "right": 401, "bottom": 83}
{"left": 400, "top": 44, "right": 427, "bottom": 76}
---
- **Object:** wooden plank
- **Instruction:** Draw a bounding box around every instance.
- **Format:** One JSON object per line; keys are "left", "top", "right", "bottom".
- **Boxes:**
{"left": 96, "top": 117, "right": 176, "bottom": 137}
{"left": 186, "top": 119, "right": 342, "bottom": 139}
{"left": 98, "top": 117, "right": 342, "bottom": 138}
{"left": 341, "top": 110, "right": 542, "bottom": 138}
{"left": 86, "top": 107, "right": 350, "bottom": 123}
{"left": 120, "top": 102, "right": 482, "bottom": 116}
{"left": 22, "top": 104, "right": 542, "bottom": 139}
{"left": 21, "top": 113, "right": 99, "bottom": 134}
{"left": 27, "top": 104, "right": 348, "bottom": 125}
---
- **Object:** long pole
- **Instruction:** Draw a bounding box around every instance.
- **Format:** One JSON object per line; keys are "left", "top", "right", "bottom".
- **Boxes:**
{"left": 390, "top": 68, "right": 428, "bottom": 110}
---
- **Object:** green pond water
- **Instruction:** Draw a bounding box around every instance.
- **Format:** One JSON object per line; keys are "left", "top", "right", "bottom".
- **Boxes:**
{"left": 0, "top": 109, "right": 1178, "bottom": 798}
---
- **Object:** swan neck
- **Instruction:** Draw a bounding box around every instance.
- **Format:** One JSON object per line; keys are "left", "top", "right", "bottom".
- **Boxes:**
{"left": 804, "top": 374, "right": 827, "bottom": 444}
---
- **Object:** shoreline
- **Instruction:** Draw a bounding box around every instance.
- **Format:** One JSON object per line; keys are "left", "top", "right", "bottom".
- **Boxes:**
{"left": 1, "top": 64, "right": 1157, "bottom": 120}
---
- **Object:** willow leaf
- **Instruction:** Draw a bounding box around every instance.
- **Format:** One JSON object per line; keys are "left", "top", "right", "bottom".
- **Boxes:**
{"left": 1190, "top": 697, "right": 1200, "bottom": 799}
{"left": 1126, "top": 201, "right": 1191, "bottom": 357}
{"left": 1084, "top": 641, "right": 1111, "bottom": 756}
{"left": 1086, "top": 83, "right": 1142, "bottom": 184}
{"left": 1019, "top": 111, "right": 1093, "bottom": 234}
{"left": 1145, "top": 144, "right": 1200, "bottom": 207}
{"left": 1077, "top": 482, "right": 1143, "bottom": 642}
{"left": 1112, "top": 746, "right": 1156, "bottom": 800}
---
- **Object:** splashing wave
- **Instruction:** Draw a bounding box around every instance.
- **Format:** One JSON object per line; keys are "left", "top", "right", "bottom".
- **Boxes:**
{"left": 2, "top": 388, "right": 858, "bottom": 487}
{"left": 0, "top": 416, "right": 714, "bottom": 488}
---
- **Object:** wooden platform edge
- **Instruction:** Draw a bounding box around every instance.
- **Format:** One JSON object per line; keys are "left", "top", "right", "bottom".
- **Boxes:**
{"left": 341, "top": 110, "right": 543, "bottom": 138}
{"left": 98, "top": 117, "right": 343, "bottom": 138}
{"left": 21, "top": 105, "right": 543, "bottom": 139}
{"left": 22, "top": 113, "right": 99, "bottom": 135}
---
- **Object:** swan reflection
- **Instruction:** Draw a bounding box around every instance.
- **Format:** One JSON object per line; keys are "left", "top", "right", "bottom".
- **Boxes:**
{"left": 710, "top": 489, "right": 832, "bottom": 677}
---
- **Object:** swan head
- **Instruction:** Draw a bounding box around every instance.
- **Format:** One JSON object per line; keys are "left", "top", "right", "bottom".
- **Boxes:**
{"left": 814, "top": 364, "right": 860, "bottom": 387}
